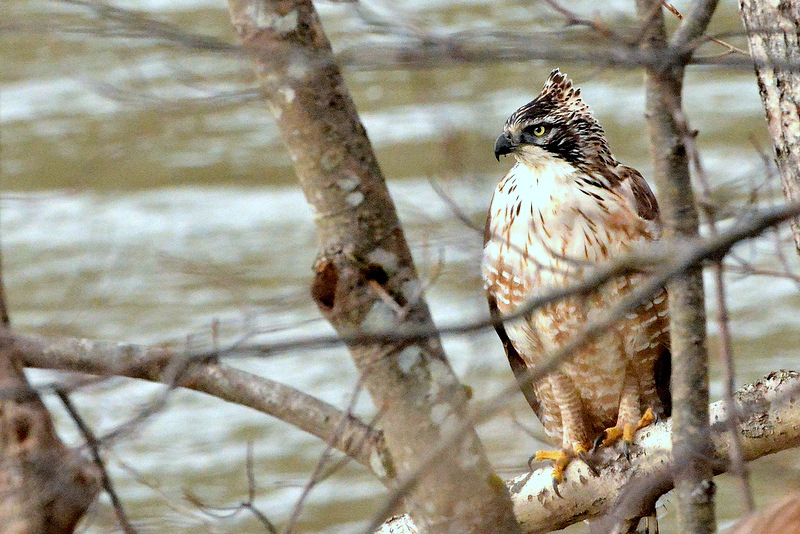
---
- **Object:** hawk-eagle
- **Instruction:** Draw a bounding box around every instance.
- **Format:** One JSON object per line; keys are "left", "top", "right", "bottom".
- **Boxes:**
{"left": 483, "top": 70, "right": 671, "bottom": 502}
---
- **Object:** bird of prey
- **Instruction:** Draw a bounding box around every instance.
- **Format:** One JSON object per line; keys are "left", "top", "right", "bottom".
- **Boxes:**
{"left": 483, "top": 70, "right": 671, "bottom": 497}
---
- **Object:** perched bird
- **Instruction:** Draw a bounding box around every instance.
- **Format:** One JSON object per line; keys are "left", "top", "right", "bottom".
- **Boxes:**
{"left": 483, "top": 70, "right": 671, "bottom": 500}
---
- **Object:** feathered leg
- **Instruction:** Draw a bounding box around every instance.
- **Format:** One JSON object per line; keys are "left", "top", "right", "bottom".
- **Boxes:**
{"left": 595, "top": 363, "right": 655, "bottom": 459}
{"left": 532, "top": 371, "right": 597, "bottom": 493}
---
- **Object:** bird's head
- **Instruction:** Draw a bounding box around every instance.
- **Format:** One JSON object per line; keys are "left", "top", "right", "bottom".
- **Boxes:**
{"left": 494, "top": 69, "right": 613, "bottom": 169}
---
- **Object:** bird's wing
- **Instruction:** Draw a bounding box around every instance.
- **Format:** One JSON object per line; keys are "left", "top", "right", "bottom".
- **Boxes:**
{"left": 614, "top": 164, "right": 672, "bottom": 416}
{"left": 616, "top": 164, "right": 661, "bottom": 223}
{"left": 484, "top": 210, "right": 543, "bottom": 419}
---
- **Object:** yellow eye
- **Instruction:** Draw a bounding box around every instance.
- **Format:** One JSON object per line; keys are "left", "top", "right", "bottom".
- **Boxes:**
{"left": 532, "top": 125, "right": 546, "bottom": 136}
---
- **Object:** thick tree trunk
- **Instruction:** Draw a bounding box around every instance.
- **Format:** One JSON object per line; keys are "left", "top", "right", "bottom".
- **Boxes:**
{"left": 739, "top": 0, "right": 800, "bottom": 256}
{"left": 0, "top": 350, "right": 99, "bottom": 533}
{"left": 223, "top": 1, "right": 520, "bottom": 533}
{"left": 636, "top": 1, "right": 717, "bottom": 533}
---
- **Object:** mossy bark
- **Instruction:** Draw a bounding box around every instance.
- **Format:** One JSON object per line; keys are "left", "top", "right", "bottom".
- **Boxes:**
{"left": 223, "top": 1, "right": 520, "bottom": 532}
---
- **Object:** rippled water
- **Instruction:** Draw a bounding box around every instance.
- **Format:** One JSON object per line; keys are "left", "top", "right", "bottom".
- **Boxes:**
{"left": 5, "top": 0, "right": 800, "bottom": 532}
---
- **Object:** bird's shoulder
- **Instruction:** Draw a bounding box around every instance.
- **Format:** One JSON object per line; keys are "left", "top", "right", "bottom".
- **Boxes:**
{"left": 606, "top": 164, "right": 661, "bottom": 224}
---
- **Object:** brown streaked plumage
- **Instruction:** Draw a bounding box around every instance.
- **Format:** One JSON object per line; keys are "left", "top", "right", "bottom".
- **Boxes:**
{"left": 483, "top": 70, "right": 671, "bottom": 523}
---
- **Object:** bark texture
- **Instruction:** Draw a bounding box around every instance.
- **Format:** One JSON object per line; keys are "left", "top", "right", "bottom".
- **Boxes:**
{"left": 739, "top": 0, "right": 800, "bottom": 256}
{"left": 223, "top": 1, "right": 520, "bottom": 532}
{"left": 0, "top": 350, "right": 100, "bottom": 534}
{"left": 636, "top": 2, "right": 716, "bottom": 532}
{"left": 379, "top": 371, "right": 800, "bottom": 534}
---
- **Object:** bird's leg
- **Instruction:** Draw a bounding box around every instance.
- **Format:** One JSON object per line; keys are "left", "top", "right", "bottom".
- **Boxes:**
{"left": 595, "top": 366, "right": 657, "bottom": 459}
{"left": 596, "top": 407, "right": 658, "bottom": 458}
{"left": 530, "top": 373, "right": 597, "bottom": 494}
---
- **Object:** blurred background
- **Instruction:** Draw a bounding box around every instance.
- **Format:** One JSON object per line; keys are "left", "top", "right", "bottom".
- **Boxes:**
{"left": 3, "top": 0, "right": 800, "bottom": 532}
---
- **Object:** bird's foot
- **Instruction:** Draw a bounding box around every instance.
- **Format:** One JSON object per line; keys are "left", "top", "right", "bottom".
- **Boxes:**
{"left": 594, "top": 408, "right": 657, "bottom": 460}
{"left": 529, "top": 442, "right": 598, "bottom": 497}
{"left": 637, "top": 407, "right": 657, "bottom": 429}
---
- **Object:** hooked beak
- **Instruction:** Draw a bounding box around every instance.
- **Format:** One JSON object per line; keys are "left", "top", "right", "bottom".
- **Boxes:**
{"left": 494, "top": 132, "right": 515, "bottom": 161}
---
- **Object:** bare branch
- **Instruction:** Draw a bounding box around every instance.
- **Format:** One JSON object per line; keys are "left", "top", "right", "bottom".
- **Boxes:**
{"left": 285, "top": 375, "right": 371, "bottom": 533}
{"left": 220, "top": 202, "right": 800, "bottom": 356}
{"left": 182, "top": 443, "right": 278, "bottom": 532}
{"left": 224, "top": 1, "right": 521, "bottom": 532}
{"left": 10, "top": 332, "right": 390, "bottom": 474}
{"left": 9, "top": 0, "right": 783, "bottom": 75}
{"left": 637, "top": 1, "right": 716, "bottom": 531}
{"left": 711, "top": 262, "right": 755, "bottom": 513}
{"left": 739, "top": 0, "right": 800, "bottom": 257}
{"left": 540, "top": 0, "right": 620, "bottom": 39}
{"left": 58, "top": 0, "right": 239, "bottom": 52}
{"left": 669, "top": 0, "right": 720, "bottom": 52}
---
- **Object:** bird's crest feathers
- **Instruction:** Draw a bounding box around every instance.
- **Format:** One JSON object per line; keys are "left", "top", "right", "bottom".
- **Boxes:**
{"left": 538, "top": 69, "right": 590, "bottom": 118}
{"left": 504, "top": 69, "right": 614, "bottom": 170}
{"left": 506, "top": 69, "right": 594, "bottom": 130}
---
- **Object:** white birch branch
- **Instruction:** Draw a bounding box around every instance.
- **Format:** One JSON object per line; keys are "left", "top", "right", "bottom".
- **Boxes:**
{"left": 379, "top": 371, "right": 800, "bottom": 534}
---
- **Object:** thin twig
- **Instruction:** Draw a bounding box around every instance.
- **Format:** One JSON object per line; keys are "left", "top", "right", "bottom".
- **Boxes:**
{"left": 725, "top": 262, "right": 800, "bottom": 285}
{"left": 284, "top": 373, "right": 371, "bottom": 533}
{"left": 55, "top": 389, "right": 137, "bottom": 534}
{"left": 14, "top": 204, "right": 800, "bottom": 371}
{"left": 712, "top": 261, "right": 755, "bottom": 513}
{"left": 183, "top": 443, "right": 278, "bottom": 532}
{"left": 241, "top": 442, "right": 278, "bottom": 533}
{"left": 664, "top": 1, "right": 747, "bottom": 56}
{"left": 540, "top": 0, "right": 620, "bottom": 39}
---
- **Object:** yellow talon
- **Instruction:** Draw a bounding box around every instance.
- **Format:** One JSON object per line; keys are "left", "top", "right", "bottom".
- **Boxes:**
{"left": 622, "top": 423, "right": 636, "bottom": 444}
{"left": 532, "top": 442, "right": 597, "bottom": 495}
{"left": 602, "top": 407, "right": 659, "bottom": 447}
{"left": 534, "top": 449, "right": 567, "bottom": 463}
{"left": 637, "top": 407, "right": 656, "bottom": 430}
{"left": 532, "top": 449, "right": 571, "bottom": 494}
{"left": 598, "top": 407, "right": 660, "bottom": 459}
{"left": 601, "top": 425, "right": 624, "bottom": 447}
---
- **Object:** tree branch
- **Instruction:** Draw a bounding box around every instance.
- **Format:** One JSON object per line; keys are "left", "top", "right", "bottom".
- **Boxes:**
{"left": 55, "top": 389, "right": 136, "bottom": 534}
{"left": 36, "top": 0, "right": 760, "bottom": 74}
{"left": 637, "top": 1, "right": 716, "bottom": 531}
{"left": 670, "top": 0, "right": 720, "bottom": 52}
{"left": 8, "top": 331, "right": 390, "bottom": 476}
{"left": 378, "top": 371, "right": 800, "bottom": 534}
